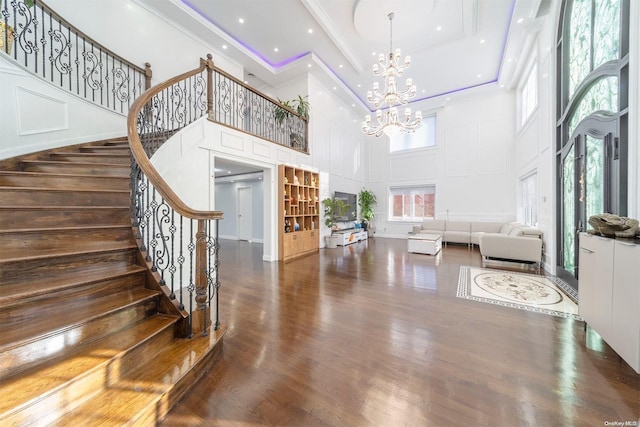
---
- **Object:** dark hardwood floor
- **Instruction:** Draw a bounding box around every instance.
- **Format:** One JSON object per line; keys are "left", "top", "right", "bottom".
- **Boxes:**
{"left": 161, "top": 237, "right": 639, "bottom": 426}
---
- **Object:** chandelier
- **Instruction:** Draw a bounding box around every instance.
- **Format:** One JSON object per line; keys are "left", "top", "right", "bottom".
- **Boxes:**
{"left": 362, "top": 12, "right": 422, "bottom": 138}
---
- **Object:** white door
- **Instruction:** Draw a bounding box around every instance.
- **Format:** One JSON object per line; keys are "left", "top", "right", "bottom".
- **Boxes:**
{"left": 237, "top": 187, "right": 253, "bottom": 241}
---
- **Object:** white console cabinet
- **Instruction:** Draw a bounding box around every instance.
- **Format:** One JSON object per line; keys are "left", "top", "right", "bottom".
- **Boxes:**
{"left": 334, "top": 229, "right": 367, "bottom": 246}
{"left": 578, "top": 233, "right": 640, "bottom": 373}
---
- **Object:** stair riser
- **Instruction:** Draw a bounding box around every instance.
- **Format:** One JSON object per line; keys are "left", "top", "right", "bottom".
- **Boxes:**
{"left": 0, "top": 273, "right": 147, "bottom": 320}
{"left": 0, "top": 188, "right": 130, "bottom": 206}
{"left": 153, "top": 336, "right": 225, "bottom": 423}
{"left": 0, "top": 174, "right": 129, "bottom": 190}
{"left": 80, "top": 148, "right": 130, "bottom": 155}
{"left": 21, "top": 162, "right": 130, "bottom": 176}
{"left": 106, "top": 324, "right": 176, "bottom": 386}
{"left": 0, "top": 249, "right": 138, "bottom": 285}
{"left": 0, "top": 297, "right": 158, "bottom": 381}
{"left": 50, "top": 154, "right": 131, "bottom": 164}
{"left": 1, "top": 316, "right": 177, "bottom": 427}
{"left": 0, "top": 228, "right": 135, "bottom": 255}
{"left": 0, "top": 207, "right": 131, "bottom": 230}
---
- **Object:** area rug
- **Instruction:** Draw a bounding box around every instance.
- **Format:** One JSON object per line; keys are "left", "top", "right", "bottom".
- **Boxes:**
{"left": 457, "top": 266, "right": 581, "bottom": 320}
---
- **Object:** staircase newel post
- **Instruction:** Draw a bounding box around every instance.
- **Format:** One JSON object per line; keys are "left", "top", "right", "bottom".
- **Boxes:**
{"left": 193, "top": 218, "right": 211, "bottom": 336}
{"left": 204, "top": 53, "right": 214, "bottom": 119}
{"left": 144, "top": 62, "right": 152, "bottom": 90}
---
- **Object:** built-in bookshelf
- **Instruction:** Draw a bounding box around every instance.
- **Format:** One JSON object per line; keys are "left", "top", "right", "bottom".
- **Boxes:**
{"left": 278, "top": 164, "right": 320, "bottom": 261}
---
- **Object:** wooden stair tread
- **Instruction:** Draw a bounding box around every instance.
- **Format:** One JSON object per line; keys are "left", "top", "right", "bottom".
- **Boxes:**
{"left": 0, "top": 170, "right": 129, "bottom": 179}
{"left": 0, "top": 314, "right": 178, "bottom": 416}
{"left": 0, "top": 264, "right": 147, "bottom": 305}
{"left": 0, "top": 226, "right": 136, "bottom": 261}
{"left": 54, "top": 327, "right": 226, "bottom": 426}
{"left": 0, "top": 288, "right": 160, "bottom": 351}
{"left": 0, "top": 186, "right": 130, "bottom": 194}
{"left": 0, "top": 205, "right": 129, "bottom": 210}
{"left": 0, "top": 243, "right": 138, "bottom": 263}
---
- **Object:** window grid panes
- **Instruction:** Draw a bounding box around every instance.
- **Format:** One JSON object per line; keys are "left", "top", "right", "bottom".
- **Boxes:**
{"left": 585, "top": 135, "right": 604, "bottom": 220}
{"left": 389, "top": 186, "right": 435, "bottom": 221}
{"left": 568, "top": 76, "right": 618, "bottom": 135}
{"left": 569, "top": 0, "right": 592, "bottom": 99}
{"left": 520, "top": 174, "right": 537, "bottom": 227}
{"left": 389, "top": 115, "right": 436, "bottom": 152}
{"left": 593, "top": 0, "right": 620, "bottom": 69}
{"left": 562, "top": 145, "right": 576, "bottom": 275}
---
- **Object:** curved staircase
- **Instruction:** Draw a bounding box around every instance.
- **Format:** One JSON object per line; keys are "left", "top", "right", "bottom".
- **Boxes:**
{"left": 0, "top": 138, "right": 224, "bottom": 426}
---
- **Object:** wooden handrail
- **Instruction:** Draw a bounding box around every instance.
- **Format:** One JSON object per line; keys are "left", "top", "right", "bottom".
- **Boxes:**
{"left": 127, "top": 55, "right": 222, "bottom": 221}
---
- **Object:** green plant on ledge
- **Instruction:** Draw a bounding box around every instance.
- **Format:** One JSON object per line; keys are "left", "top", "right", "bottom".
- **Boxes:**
{"left": 275, "top": 95, "right": 310, "bottom": 125}
{"left": 358, "top": 188, "right": 377, "bottom": 231}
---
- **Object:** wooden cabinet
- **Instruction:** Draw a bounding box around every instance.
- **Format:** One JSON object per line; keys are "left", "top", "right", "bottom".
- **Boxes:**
{"left": 578, "top": 233, "right": 640, "bottom": 373}
{"left": 278, "top": 165, "right": 319, "bottom": 261}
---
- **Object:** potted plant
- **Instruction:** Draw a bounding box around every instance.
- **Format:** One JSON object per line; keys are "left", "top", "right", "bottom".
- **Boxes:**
{"left": 274, "top": 95, "right": 310, "bottom": 148}
{"left": 322, "top": 197, "right": 349, "bottom": 248}
{"left": 358, "top": 188, "right": 377, "bottom": 237}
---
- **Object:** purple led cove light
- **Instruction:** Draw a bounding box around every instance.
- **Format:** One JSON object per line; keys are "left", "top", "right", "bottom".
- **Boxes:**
{"left": 181, "top": 0, "right": 311, "bottom": 68}
{"left": 181, "top": 0, "right": 515, "bottom": 112}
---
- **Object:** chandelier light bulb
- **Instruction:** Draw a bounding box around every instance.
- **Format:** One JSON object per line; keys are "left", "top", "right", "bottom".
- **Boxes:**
{"left": 362, "top": 12, "right": 422, "bottom": 138}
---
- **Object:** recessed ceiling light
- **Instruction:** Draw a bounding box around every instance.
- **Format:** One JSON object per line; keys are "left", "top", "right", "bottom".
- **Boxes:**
{"left": 480, "top": 39, "right": 485, "bottom": 44}
{"left": 339, "top": 64, "right": 343, "bottom": 68}
{"left": 333, "top": 87, "right": 337, "bottom": 90}
{"left": 308, "top": 28, "right": 313, "bottom": 34}
{"left": 507, "top": 58, "right": 513, "bottom": 63}
{"left": 352, "top": 104, "right": 355, "bottom": 107}
{"left": 517, "top": 17, "right": 524, "bottom": 24}
{"left": 477, "top": 74, "right": 482, "bottom": 78}
{"left": 372, "top": 52, "right": 376, "bottom": 56}
{"left": 227, "top": 171, "right": 231, "bottom": 174}
{"left": 238, "top": 18, "right": 244, "bottom": 24}
{"left": 274, "top": 47, "right": 279, "bottom": 52}
{"left": 436, "top": 26, "right": 442, "bottom": 31}
{"left": 222, "top": 45, "right": 228, "bottom": 49}
{"left": 308, "top": 64, "right": 312, "bottom": 68}
{"left": 357, "top": 84, "right": 361, "bottom": 87}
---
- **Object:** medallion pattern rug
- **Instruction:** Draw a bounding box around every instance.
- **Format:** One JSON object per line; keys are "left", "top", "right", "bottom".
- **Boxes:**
{"left": 457, "top": 266, "right": 581, "bottom": 320}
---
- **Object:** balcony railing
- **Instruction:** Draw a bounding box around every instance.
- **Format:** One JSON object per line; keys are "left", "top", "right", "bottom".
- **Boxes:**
{"left": 2, "top": 0, "right": 309, "bottom": 152}
{"left": 1, "top": 0, "right": 151, "bottom": 115}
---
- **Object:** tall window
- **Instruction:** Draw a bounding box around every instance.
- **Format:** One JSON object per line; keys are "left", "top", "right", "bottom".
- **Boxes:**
{"left": 520, "top": 63, "right": 538, "bottom": 126}
{"left": 389, "top": 186, "right": 435, "bottom": 221}
{"left": 389, "top": 114, "right": 436, "bottom": 152}
{"left": 520, "top": 173, "right": 537, "bottom": 226}
{"left": 556, "top": 0, "right": 628, "bottom": 283}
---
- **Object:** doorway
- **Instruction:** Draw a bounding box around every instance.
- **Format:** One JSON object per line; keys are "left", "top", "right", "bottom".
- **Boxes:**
{"left": 237, "top": 186, "right": 253, "bottom": 241}
{"left": 556, "top": 119, "right": 623, "bottom": 288}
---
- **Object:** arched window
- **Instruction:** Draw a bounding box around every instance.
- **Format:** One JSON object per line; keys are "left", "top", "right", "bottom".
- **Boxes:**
{"left": 555, "top": 0, "right": 629, "bottom": 286}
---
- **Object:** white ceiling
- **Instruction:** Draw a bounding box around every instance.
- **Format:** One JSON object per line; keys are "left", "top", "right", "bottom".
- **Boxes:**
{"left": 140, "top": 0, "right": 550, "bottom": 176}
{"left": 141, "top": 0, "right": 550, "bottom": 116}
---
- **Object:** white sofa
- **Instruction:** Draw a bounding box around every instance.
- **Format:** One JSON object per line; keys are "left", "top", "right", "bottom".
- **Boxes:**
{"left": 412, "top": 220, "right": 542, "bottom": 268}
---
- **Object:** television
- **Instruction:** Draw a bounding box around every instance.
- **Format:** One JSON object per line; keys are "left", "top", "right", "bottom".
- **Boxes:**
{"left": 334, "top": 191, "right": 357, "bottom": 222}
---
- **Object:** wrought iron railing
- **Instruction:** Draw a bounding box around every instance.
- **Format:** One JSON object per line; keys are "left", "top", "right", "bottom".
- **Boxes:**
{"left": 128, "top": 55, "right": 310, "bottom": 335}
{"left": 211, "top": 67, "right": 309, "bottom": 152}
{"left": 1, "top": 0, "right": 150, "bottom": 115}
{"left": 128, "top": 56, "right": 223, "bottom": 337}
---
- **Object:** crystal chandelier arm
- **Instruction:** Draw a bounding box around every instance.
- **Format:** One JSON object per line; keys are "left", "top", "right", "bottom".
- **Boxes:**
{"left": 362, "top": 11, "right": 422, "bottom": 137}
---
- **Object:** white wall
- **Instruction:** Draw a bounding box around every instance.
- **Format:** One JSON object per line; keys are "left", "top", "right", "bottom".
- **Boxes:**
{"left": 0, "top": 56, "right": 126, "bottom": 159}
{"left": 369, "top": 88, "right": 518, "bottom": 238}
{"left": 513, "top": 6, "right": 558, "bottom": 273}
